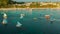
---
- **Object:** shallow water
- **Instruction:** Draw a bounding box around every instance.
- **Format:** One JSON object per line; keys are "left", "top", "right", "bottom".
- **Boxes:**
{"left": 0, "top": 9, "right": 60, "bottom": 34}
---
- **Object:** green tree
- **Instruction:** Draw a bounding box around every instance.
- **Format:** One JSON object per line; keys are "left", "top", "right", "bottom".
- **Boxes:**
{"left": 0, "top": 0, "right": 11, "bottom": 7}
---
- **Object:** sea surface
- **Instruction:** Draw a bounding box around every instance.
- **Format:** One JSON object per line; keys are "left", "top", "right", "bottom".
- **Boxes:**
{"left": 0, "top": 9, "right": 60, "bottom": 34}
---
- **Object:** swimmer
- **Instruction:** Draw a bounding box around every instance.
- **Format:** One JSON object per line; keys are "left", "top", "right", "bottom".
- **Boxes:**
{"left": 16, "top": 21, "right": 22, "bottom": 27}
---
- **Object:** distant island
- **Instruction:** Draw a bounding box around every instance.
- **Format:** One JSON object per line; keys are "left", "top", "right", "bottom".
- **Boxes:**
{"left": 0, "top": 0, "right": 60, "bottom": 8}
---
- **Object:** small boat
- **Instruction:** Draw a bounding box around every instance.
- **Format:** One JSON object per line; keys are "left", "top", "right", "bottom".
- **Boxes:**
{"left": 2, "top": 19, "right": 7, "bottom": 25}
{"left": 16, "top": 21, "right": 22, "bottom": 27}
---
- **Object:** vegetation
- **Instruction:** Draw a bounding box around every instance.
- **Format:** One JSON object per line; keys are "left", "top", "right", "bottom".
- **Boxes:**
{"left": 0, "top": 0, "right": 26, "bottom": 8}
{"left": 0, "top": 0, "right": 9, "bottom": 8}
{"left": 0, "top": 0, "right": 59, "bottom": 8}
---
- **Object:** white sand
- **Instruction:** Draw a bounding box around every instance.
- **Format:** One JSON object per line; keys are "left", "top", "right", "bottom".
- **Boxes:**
{"left": 0, "top": 8, "right": 60, "bottom": 10}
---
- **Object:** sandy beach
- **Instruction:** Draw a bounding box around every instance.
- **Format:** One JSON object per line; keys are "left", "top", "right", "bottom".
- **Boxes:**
{"left": 0, "top": 8, "right": 60, "bottom": 10}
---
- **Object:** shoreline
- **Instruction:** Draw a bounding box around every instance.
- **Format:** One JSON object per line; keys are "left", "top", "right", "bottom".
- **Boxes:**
{"left": 0, "top": 8, "right": 60, "bottom": 10}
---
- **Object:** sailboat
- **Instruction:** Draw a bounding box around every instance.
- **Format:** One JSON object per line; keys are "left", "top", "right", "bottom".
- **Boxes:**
{"left": 16, "top": 21, "right": 22, "bottom": 27}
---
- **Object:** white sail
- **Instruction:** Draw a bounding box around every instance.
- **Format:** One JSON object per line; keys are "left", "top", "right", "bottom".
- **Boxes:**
{"left": 16, "top": 21, "right": 22, "bottom": 27}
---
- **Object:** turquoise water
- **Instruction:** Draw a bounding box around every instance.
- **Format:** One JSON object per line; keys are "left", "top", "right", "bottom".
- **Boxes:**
{"left": 0, "top": 9, "right": 60, "bottom": 34}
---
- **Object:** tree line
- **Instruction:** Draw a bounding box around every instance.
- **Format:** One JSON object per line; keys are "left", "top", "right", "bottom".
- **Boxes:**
{"left": 0, "top": 0, "right": 25, "bottom": 8}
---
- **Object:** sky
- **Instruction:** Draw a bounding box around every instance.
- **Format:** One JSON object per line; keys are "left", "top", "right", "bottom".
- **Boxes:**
{"left": 13, "top": 0, "right": 60, "bottom": 2}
